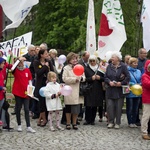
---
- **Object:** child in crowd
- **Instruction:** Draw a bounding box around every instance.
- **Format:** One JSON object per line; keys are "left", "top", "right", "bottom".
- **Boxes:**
{"left": 44, "top": 71, "right": 64, "bottom": 131}
{"left": 12, "top": 57, "right": 36, "bottom": 133}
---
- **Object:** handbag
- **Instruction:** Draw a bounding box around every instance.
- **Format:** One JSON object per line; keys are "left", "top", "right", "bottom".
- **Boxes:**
{"left": 2, "top": 100, "right": 10, "bottom": 111}
{"left": 79, "top": 82, "right": 92, "bottom": 96}
{"left": 122, "top": 85, "right": 130, "bottom": 94}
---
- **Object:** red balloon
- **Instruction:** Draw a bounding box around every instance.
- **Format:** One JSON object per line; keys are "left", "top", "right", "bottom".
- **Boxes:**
{"left": 73, "top": 64, "right": 84, "bottom": 76}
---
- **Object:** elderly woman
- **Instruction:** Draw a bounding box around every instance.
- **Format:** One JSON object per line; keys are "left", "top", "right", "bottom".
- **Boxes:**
{"left": 62, "top": 52, "right": 83, "bottom": 130}
{"left": 105, "top": 51, "right": 130, "bottom": 129}
{"left": 83, "top": 55, "right": 104, "bottom": 125}
{"left": 49, "top": 49, "right": 63, "bottom": 81}
{"left": 126, "top": 57, "right": 142, "bottom": 128}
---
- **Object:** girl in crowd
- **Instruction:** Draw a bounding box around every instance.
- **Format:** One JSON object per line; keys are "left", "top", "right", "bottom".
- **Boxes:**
{"left": 12, "top": 57, "right": 35, "bottom": 133}
{"left": 44, "top": 71, "right": 64, "bottom": 131}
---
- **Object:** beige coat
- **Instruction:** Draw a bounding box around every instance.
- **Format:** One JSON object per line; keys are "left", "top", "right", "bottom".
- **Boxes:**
{"left": 62, "top": 65, "right": 84, "bottom": 105}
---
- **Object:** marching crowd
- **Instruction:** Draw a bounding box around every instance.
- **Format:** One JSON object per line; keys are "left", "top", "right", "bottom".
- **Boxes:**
{"left": 0, "top": 44, "right": 150, "bottom": 140}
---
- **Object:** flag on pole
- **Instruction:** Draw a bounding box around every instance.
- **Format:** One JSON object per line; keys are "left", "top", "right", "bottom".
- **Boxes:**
{"left": 141, "top": 0, "right": 150, "bottom": 51}
{"left": 0, "top": 0, "right": 39, "bottom": 31}
{"left": 86, "top": 0, "right": 96, "bottom": 55}
{"left": 97, "top": 0, "right": 127, "bottom": 60}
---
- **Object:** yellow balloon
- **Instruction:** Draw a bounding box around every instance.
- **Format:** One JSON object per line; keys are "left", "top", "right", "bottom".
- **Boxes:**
{"left": 130, "top": 84, "right": 142, "bottom": 96}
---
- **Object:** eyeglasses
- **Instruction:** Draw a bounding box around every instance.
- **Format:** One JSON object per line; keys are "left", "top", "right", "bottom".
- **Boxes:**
{"left": 89, "top": 60, "right": 95, "bottom": 62}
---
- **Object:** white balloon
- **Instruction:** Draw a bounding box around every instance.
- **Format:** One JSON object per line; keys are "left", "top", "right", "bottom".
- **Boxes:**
{"left": 58, "top": 55, "right": 66, "bottom": 64}
{"left": 105, "top": 51, "right": 113, "bottom": 62}
{"left": 60, "top": 85, "right": 72, "bottom": 96}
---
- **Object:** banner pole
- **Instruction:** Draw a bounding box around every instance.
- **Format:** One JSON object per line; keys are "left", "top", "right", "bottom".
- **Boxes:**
{"left": 5, "top": 28, "right": 17, "bottom": 86}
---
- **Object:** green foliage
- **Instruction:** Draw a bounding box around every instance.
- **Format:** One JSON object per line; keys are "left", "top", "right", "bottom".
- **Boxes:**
{"left": 14, "top": 0, "right": 143, "bottom": 56}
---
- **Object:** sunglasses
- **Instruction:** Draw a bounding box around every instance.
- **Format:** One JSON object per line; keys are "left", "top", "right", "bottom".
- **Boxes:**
{"left": 90, "top": 60, "right": 95, "bottom": 62}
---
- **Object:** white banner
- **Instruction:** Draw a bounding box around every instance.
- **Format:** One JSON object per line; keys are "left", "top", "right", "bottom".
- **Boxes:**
{"left": 0, "top": 32, "right": 32, "bottom": 57}
{"left": 97, "top": 0, "right": 127, "bottom": 60}
{"left": 141, "top": 0, "right": 150, "bottom": 51}
{"left": 86, "top": 0, "right": 96, "bottom": 55}
{"left": 0, "top": 0, "right": 39, "bottom": 31}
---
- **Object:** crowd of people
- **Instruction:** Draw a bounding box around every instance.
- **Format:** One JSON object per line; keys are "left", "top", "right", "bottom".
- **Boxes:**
{"left": 0, "top": 45, "right": 150, "bottom": 140}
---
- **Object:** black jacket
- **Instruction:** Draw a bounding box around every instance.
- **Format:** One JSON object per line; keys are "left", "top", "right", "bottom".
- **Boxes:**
{"left": 84, "top": 65, "right": 104, "bottom": 107}
{"left": 33, "top": 59, "right": 54, "bottom": 96}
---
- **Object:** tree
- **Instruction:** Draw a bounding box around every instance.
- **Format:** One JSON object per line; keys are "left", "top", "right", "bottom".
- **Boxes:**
{"left": 14, "top": 0, "right": 143, "bottom": 56}
{"left": 16, "top": 0, "right": 87, "bottom": 53}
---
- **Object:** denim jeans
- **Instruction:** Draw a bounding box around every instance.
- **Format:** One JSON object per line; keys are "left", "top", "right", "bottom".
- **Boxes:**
{"left": 126, "top": 97, "right": 141, "bottom": 125}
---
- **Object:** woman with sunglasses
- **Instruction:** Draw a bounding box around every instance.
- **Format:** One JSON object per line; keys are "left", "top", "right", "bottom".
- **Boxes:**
{"left": 83, "top": 55, "right": 104, "bottom": 125}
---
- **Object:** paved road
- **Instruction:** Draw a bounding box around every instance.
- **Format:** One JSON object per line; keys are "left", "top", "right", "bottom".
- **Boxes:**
{"left": 0, "top": 108, "right": 150, "bottom": 150}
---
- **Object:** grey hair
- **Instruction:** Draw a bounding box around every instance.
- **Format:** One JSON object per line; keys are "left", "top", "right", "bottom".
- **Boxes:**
{"left": 28, "top": 44, "right": 35, "bottom": 51}
{"left": 111, "top": 51, "right": 122, "bottom": 60}
{"left": 40, "top": 43, "right": 48, "bottom": 50}
{"left": 138, "top": 48, "right": 146, "bottom": 55}
{"left": 88, "top": 55, "right": 98, "bottom": 63}
{"left": 49, "top": 49, "right": 58, "bottom": 55}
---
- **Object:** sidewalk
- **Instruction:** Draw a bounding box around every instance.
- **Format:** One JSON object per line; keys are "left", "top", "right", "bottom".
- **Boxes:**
{"left": 0, "top": 108, "right": 149, "bottom": 150}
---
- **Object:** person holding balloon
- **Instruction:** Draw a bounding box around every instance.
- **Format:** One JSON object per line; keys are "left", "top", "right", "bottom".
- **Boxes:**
{"left": 44, "top": 71, "right": 64, "bottom": 131}
{"left": 126, "top": 57, "right": 142, "bottom": 128}
{"left": 33, "top": 49, "right": 54, "bottom": 127}
{"left": 141, "top": 60, "right": 150, "bottom": 140}
{"left": 49, "top": 49, "right": 65, "bottom": 82}
{"left": 62, "top": 52, "right": 85, "bottom": 130}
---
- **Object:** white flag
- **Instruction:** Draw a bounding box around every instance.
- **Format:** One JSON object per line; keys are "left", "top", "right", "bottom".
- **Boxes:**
{"left": 0, "top": 0, "right": 39, "bottom": 31}
{"left": 86, "top": 0, "right": 96, "bottom": 55}
{"left": 97, "top": 0, "right": 127, "bottom": 60}
{"left": 0, "top": 32, "right": 32, "bottom": 56}
{"left": 141, "top": 0, "right": 150, "bottom": 51}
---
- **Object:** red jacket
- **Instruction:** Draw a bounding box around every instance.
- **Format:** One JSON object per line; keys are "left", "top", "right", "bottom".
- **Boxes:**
{"left": 0, "top": 69, "right": 5, "bottom": 100}
{"left": 142, "top": 60, "right": 150, "bottom": 104}
{"left": 2, "top": 62, "right": 12, "bottom": 80}
{"left": 12, "top": 68, "right": 32, "bottom": 98}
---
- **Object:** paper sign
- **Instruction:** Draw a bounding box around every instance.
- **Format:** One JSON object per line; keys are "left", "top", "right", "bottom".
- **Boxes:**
{"left": 11, "top": 60, "right": 20, "bottom": 71}
{"left": 0, "top": 32, "right": 32, "bottom": 57}
{"left": 27, "top": 85, "right": 39, "bottom": 101}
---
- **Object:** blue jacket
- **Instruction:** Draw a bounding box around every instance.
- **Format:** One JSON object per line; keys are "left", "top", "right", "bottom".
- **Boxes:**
{"left": 126, "top": 66, "right": 142, "bottom": 98}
